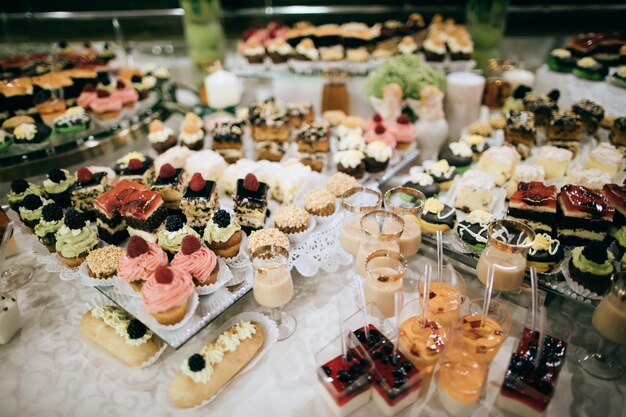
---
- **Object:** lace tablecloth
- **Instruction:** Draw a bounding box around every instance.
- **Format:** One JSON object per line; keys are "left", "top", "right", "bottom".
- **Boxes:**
{"left": 1, "top": 239, "right": 625, "bottom": 417}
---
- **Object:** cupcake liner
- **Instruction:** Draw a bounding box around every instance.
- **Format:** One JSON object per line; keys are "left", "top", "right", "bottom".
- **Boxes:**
{"left": 157, "top": 311, "right": 279, "bottom": 412}
{"left": 78, "top": 262, "right": 117, "bottom": 287}
{"left": 223, "top": 234, "right": 250, "bottom": 271}
{"left": 113, "top": 276, "right": 142, "bottom": 298}
{"left": 561, "top": 251, "right": 603, "bottom": 301}
{"left": 136, "top": 291, "right": 199, "bottom": 332}
{"left": 36, "top": 252, "right": 83, "bottom": 281}
{"left": 80, "top": 294, "right": 168, "bottom": 368}
{"left": 311, "top": 205, "right": 338, "bottom": 226}
{"left": 284, "top": 217, "right": 317, "bottom": 245}
{"left": 195, "top": 258, "right": 233, "bottom": 296}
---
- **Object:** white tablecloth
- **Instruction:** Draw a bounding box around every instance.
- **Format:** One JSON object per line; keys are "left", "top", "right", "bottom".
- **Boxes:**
{"left": 1, "top": 237, "right": 625, "bottom": 417}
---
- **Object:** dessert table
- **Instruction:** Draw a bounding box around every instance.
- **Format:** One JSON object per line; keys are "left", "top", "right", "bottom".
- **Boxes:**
{"left": 2, "top": 229, "right": 624, "bottom": 417}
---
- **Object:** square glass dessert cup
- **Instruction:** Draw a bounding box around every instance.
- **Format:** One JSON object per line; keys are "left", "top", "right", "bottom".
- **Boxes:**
{"left": 496, "top": 311, "right": 570, "bottom": 417}
{"left": 316, "top": 332, "right": 375, "bottom": 417}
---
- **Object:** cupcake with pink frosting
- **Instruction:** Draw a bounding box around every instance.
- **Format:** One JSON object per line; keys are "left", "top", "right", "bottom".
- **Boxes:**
{"left": 77, "top": 84, "right": 97, "bottom": 109}
{"left": 141, "top": 264, "right": 195, "bottom": 325}
{"left": 117, "top": 236, "right": 168, "bottom": 292}
{"left": 390, "top": 114, "right": 417, "bottom": 150}
{"left": 89, "top": 89, "right": 123, "bottom": 120}
{"left": 171, "top": 235, "right": 220, "bottom": 287}
{"left": 362, "top": 113, "right": 388, "bottom": 132}
{"left": 364, "top": 124, "right": 397, "bottom": 148}
{"left": 111, "top": 80, "right": 139, "bottom": 108}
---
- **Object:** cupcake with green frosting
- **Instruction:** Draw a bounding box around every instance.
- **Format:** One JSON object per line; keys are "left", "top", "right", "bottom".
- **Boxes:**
{"left": 43, "top": 168, "right": 75, "bottom": 208}
{"left": 203, "top": 209, "right": 243, "bottom": 258}
{"left": 157, "top": 214, "right": 200, "bottom": 258}
{"left": 18, "top": 194, "right": 52, "bottom": 229}
{"left": 569, "top": 243, "right": 614, "bottom": 295}
{"left": 55, "top": 209, "right": 99, "bottom": 267}
{"left": 34, "top": 203, "right": 64, "bottom": 252}
{"left": 8, "top": 179, "right": 45, "bottom": 212}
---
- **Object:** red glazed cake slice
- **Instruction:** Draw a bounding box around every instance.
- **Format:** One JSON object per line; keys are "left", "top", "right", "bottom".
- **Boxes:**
{"left": 602, "top": 183, "right": 626, "bottom": 227}
{"left": 557, "top": 184, "right": 614, "bottom": 245}
{"left": 507, "top": 182, "right": 557, "bottom": 235}
{"left": 93, "top": 180, "right": 148, "bottom": 244}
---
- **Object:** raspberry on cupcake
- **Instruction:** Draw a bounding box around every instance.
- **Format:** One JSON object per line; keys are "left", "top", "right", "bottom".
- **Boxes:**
{"left": 55, "top": 209, "right": 99, "bottom": 267}
{"left": 202, "top": 210, "right": 243, "bottom": 259}
{"left": 364, "top": 124, "right": 396, "bottom": 148}
{"left": 117, "top": 235, "right": 168, "bottom": 292}
{"left": 156, "top": 214, "right": 201, "bottom": 258}
{"left": 390, "top": 114, "right": 416, "bottom": 150}
{"left": 171, "top": 235, "right": 220, "bottom": 287}
{"left": 141, "top": 265, "right": 195, "bottom": 326}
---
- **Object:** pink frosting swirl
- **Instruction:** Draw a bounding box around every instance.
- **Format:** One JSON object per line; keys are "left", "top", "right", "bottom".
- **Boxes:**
{"left": 171, "top": 247, "right": 217, "bottom": 284}
{"left": 90, "top": 96, "right": 123, "bottom": 113}
{"left": 77, "top": 91, "right": 97, "bottom": 108}
{"left": 364, "top": 129, "right": 397, "bottom": 148}
{"left": 140, "top": 266, "right": 194, "bottom": 314}
{"left": 112, "top": 86, "right": 139, "bottom": 105}
{"left": 390, "top": 122, "right": 417, "bottom": 144}
{"left": 117, "top": 242, "right": 168, "bottom": 283}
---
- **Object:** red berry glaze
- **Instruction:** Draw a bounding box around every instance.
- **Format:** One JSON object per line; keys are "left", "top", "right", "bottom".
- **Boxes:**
{"left": 243, "top": 173, "right": 260, "bottom": 192}
{"left": 181, "top": 235, "right": 201, "bottom": 255}
{"left": 189, "top": 173, "right": 206, "bottom": 192}
{"left": 127, "top": 236, "right": 149, "bottom": 258}
{"left": 155, "top": 265, "right": 173, "bottom": 284}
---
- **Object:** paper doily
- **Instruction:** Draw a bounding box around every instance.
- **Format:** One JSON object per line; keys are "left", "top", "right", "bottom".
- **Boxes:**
{"left": 37, "top": 252, "right": 84, "bottom": 281}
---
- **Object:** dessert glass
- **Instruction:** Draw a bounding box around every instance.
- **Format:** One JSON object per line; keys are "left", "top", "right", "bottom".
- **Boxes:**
{"left": 476, "top": 219, "right": 535, "bottom": 292}
{"left": 0, "top": 206, "right": 33, "bottom": 292}
{"left": 576, "top": 273, "right": 626, "bottom": 380}
{"left": 383, "top": 187, "right": 426, "bottom": 257}
{"left": 364, "top": 250, "right": 407, "bottom": 318}
{"left": 251, "top": 245, "right": 296, "bottom": 341}
{"left": 355, "top": 210, "right": 404, "bottom": 278}
{"left": 460, "top": 298, "right": 512, "bottom": 365}
{"left": 339, "top": 187, "right": 383, "bottom": 255}
{"left": 418, "top": 264, "right": 467, "bottom": 330}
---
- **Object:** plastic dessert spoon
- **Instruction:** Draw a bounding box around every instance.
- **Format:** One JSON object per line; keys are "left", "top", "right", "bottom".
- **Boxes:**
{"left": 421, "top": 263, "right": 432, "bottom": 329}
{"left": 337, "top": 302, "right": 348, "bottom": 366}
{"left": 481, "top": 264, "right": 495, "bottom": 327}
{"left": 392, "top": 290, "right": 404, "bottom": 365}
{"left": 436, "top": 230, "right": 443, "bottom": 283}
{"left": 353, "top": 273, "right": 369, "bottom": 342}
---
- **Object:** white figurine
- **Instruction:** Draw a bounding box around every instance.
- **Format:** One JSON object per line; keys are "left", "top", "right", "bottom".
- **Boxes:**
{"left": 369, "top": 83, "right": 404, "bottom": 122}
{"left": 409, "top": 85, "right": 449, "bottom": 162}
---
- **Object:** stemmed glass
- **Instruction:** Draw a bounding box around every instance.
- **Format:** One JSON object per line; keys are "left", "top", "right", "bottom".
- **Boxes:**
{"left": 0, "top": 206, "right": 34, "bottom": 292}
{"left": 576, "top": 272, "right": 626, "bottom": 380}
{"left": 251, "top": 245, "right": 296, "bottom": 341}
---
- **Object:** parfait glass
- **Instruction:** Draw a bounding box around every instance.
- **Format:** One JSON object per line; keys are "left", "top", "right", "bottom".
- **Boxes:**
{"left": 0, "top": 206, "right": 34, "bottom": 292}
{"left": 476, "top": 219, "right": 535, "bottom": 292}
{"left": 364, "top": 249, "right": 406, "bottom": 318}
{"left": 418, "top": 264, "right": 467, "bottom": 330}
{"left": 576, "top": 273, "right": 626, "bottom": 380}
{"left": 251, "top": 245, "right": 296, "bottom": 341}
{"left": 354, "top": 210, "right": 404, "bottom": 279}
{"left": 339, "top": 187, "right": 383, "bottom": 256}
{"left": 383, "top": 186, "right": 426, "bottom": 258}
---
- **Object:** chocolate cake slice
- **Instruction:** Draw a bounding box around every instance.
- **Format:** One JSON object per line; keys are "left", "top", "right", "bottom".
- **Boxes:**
{"left": 70, "top": 168, "right": 109, "bottom": 221}
{"left": 557, "top": 184, "right": 614, "bottom": 245}
{"left": 212, "top": 119, "right": 245, "bottom": 163}
{"left": 507, "top": 182, "right": 558, "bottom": 235}
{"left": 602, "top": 183, "right": 626, "bottom": 227}
{"left": 180, "top": 173, "right": 219, "bottom": 233}
{"left": 522, "top": 91, "right": 559, "bottom": 128}
{"left": 234, "top": 173, "right": 269, "bottom": 234}
{"left": 150, "top": 164, "right": 186, "bottom": 211}
{"left": 505, "top": 111, "right": 536, "bottom": 158}
{"left": 93, "top": 180, "right": 147, "bottom": 244}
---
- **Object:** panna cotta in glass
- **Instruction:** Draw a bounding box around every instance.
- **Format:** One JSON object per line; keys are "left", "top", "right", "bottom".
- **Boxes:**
{"left": 339, "top": 187, "right": 383, "bottom": 255}
{"left": 476, "top": 219, "right": 535, "bottom": 292}
{"left": 384, "top": 187, "right": 426, "bottom": 257}
{"left": 364, "top": 250, "right": 407, "bottom": 318}
{"left": 438, "top": 351, "right": 486, "bottom": 417}
{"left": 418, "top": 265, "right": 467, "bottom": 329}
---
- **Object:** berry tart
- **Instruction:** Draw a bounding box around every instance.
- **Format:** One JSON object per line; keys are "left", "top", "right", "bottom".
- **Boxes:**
{"left": 203, "top": 210, "right": 244, "bottom": 259}
{"left": 55, "top": 209, "right": 99, "bottom": 267}
{"left": 171, "top": 235, "right": 220, "bottom": 287}
{"left": 117, "top": 235, "right": 168, "bottom": 292}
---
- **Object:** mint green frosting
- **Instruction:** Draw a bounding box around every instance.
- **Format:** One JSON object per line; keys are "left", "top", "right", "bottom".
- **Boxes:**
{"left": 613, "top": 226, "right": 626, "bottom": 249}
{"left": 157, "top": 225, "right": 200, "bottom": 253}
{"left": 55, "top": 225, "right": 99, "bottom": 258}
{"left": 203, "top": 219, "right": 241, "bottom": 244}
{"left": 621, "top": 253, "right": 626, "bottom": 269}
{"left": 18, "top": 199, "right": 52, "bottom": 222}
{"left": 34, "top": 219, "right": 62, "bottom": 238}
{"left": 44, "top": 171, "right": 75, "bottom": 194}
{"left": 572, "top": 246, "right": 614, "bottom": 276}
{"left": 8, "top": 185, "right": 44, "bottom": 205}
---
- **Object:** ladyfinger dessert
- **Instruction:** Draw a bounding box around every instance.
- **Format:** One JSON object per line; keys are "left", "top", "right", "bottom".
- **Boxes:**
{"left": 170, "top": 321, "right": 264, "bottom": 408}
{"left": 80, "top": 305, "right": 163, "bottom": 367}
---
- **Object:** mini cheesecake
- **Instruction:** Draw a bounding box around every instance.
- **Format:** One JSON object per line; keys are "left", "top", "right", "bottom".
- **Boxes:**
{"left": 477, "top": 146, "right": 521, "bottom": 186}
{"left": 507, "top": 182, "right": 558, "bottom": 235}
{"left": 583, "top": 143, "right": 623, "bottom": 176}
{"left": 180, "top": 173, "right": 219, "bottom": 234}
{"left": 527, "top": 233, "right": 564, "bottom": 274}
{"left": 497, "top": 327, "right": 567, "bottom": 417}
{"left": 557, "top": 184, "right": 614, "bottom": 245}
{"left": 70, "top": 167, "right": 109, "bottom": 221}
{"left": 234, "top": 174, "right": 269, "bottom": 234}
{"left": 454, "top": 170, "right": 495, "bottom": 213}
{"left": 150, "top": 164, "right": 186, "bottom": 211}
{"left": 457, "top": 210, "right": 493, "bottom": 252}
{"left": 421, "top": 198, "right": 457, "bottom": 234}
{"left": 535, "top": 146, "right": 573, "bottom": 181}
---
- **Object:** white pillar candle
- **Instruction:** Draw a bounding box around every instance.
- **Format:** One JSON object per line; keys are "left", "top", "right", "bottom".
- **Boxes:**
{"left": 445, "top": 72, "right": 486, "bottom": 140}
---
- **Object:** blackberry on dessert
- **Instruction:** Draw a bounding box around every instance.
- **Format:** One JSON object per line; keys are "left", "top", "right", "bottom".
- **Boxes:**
{"left": 34, "top": 203, "right": 64, "bottom": 251}
{"left": 557, "top": 184, "right": 614, "bottom": 245}
{"left": 7, "top": 178, "right": 44, "bottom": 212}
{"left": 569, "top": 243, "right": 614, "bottom": 294}
{"left": 234, "top": 173, "right": 269, "bottom": 234}
{"left": 43, "top": 168, "right": 75, "bottom": 208}
{"left": 70, "top": 167, "right": 109, "bottom": 221}
{"left": 180, "top": 173, "right": 220, "bottom": 234}
{"left": 202, "top": 209, "right": 243, "bottom": 258}
{"left": 507, "top": 182, "right": 557, "bottom": 235}
{"left": 150, "top": 163, "right": 186, "bottom": 212}
{"left": 457, "top": 210, "right": 493, "bottom": 253}
{"left": 19, "top": 194, "right": 50, "bottom": 229}
{"left": 156, "top": 214, "right": 201, "bottom": 258}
